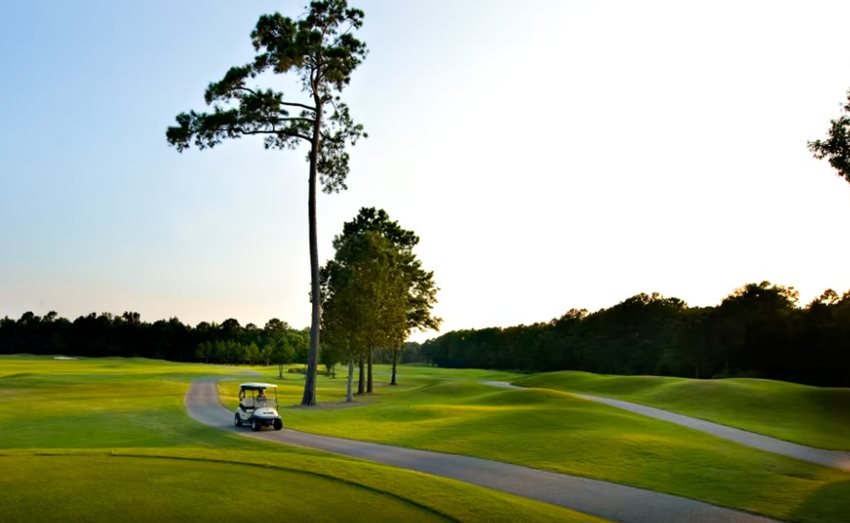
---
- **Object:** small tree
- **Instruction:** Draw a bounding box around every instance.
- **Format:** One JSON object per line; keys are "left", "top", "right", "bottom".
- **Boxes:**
{"left": 246, "top": 342, "right": 261, "bottom": 365}
{"left": 288, "top": 329, "right": 311, "bottom": 363}
{"left": 271, "top": 339, "right": 295, "bottom": 379}
{"left": 321, "top": 341, "right": 342, "bottom": 378}
{"left": 322, "top": 230, "right": 407, "bottom": 401}
{"left": 260, "top": 343, "right": 273, "bottom": 367}
{"left": 338, "top": 208, "right": 441, "bottom": 386}
{"left": 809, "top": 89, "right": 850, "bottom": 184}
{"left": 166, "top": 1, "right": 368, "bottom": 406}
{"left": 322, "top": 208, "right": 440, "bottom": 399}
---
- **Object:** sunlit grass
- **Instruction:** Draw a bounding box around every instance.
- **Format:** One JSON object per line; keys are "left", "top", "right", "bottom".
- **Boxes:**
{"left": 0, "top": 356, "right": 602, "bottom": 523}
{"left": 8, "top": 355, "right": 850, "bottom": 523}
{"left": 220, "top": 364, "right": 850, "bottom": 523}
{"left": 0, "top": 357, "right": 249, "bottom": 449}
{"left": 0, "top": 454, "right": 447, "bottom": 523}
{"left": 514, "top": 371, "right": 850, "bottom": 450}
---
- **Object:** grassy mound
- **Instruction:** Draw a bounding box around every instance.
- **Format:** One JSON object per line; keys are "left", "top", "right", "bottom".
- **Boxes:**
{"left": 219, "top": 366, "right": 850, "bottom": 523}
{"left": 513, "top": 371, "right": 850, "bottom": 450}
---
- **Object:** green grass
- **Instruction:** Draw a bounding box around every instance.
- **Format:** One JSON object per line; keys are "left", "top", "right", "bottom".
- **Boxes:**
{"left": 0, "top": 454, "right": 445, "bottom": 523}
{"left": 218, "top": 364, "right": 850, "bottom": 523}
{"left": 0, "top": 356, "right": 249, "bottom": 449}
{"left": 0, "top": 356, "right": 601, "bottom": 523}
{"left": 513, "top": 371, "right": 850, "bottom": 450}
{"left": 9, "top": 355, "right": 850, "bottom": 523}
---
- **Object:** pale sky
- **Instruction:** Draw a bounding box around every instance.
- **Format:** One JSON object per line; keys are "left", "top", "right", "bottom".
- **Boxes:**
{"left": 2, "top": 1, "right": 850, "bottom": 341}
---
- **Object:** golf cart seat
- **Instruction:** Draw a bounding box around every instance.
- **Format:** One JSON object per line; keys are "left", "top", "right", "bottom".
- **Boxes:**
{"left": 240, "top": 398, "right": 255, "bottom": 411}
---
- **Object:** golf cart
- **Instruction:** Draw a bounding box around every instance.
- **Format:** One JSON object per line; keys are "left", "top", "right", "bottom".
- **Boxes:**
{"left": 234, "top": 383, "right": 283, "bottom": 431}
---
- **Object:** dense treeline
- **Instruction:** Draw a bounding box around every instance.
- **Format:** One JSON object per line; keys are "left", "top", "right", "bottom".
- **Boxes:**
{"left": 4, "top": 281, "right": 850, "bottom": 387}
{"left": 0, "top": 312, "right": 309, "bottom": 367}
{"left": 420, "top": 282, "right": 850, "bottom": 387}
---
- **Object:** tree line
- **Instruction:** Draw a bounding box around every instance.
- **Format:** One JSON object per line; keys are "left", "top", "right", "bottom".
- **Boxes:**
{"left": 0, "top": 312, "right": 309, "bottom": 377}
{"left": 419, "top": 282, "right": 850, "bottom": 387}
{"left": 5, "top": 281, "right": 849, "bottom": 387}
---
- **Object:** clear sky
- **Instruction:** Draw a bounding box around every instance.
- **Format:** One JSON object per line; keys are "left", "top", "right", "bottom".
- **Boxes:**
{"left": 2, "top": 1, "right": 850, "bottom": 341}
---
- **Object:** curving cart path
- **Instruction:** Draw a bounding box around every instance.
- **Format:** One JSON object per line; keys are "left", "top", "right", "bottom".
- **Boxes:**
{"left": 482, "top": 381, "right": 850, "bottom": 473}
{"left": 186, "top": 378, "right": 776, "bottom": 523}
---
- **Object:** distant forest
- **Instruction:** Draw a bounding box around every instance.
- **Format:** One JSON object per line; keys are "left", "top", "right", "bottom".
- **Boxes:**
{"left": 0, "top": 313, "right": 311, "bottom": 367}
{"left": 417, "top": 282, "right": 850, "bottom": 387}
{"left": 2, "top": 281, "right": 849, "bottom": 387}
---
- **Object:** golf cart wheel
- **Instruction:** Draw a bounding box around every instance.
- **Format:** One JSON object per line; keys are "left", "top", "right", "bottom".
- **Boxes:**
{"left": 234, "top": 414, "right": 242, "bottom": 427}
{"left": 252, "top": 419, "right": 260, "bottom": 432}
{"left": 273, "top": 419, "right": 283, "bottom": 431}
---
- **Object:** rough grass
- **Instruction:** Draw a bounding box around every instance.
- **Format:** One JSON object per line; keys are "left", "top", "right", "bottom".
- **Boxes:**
{"left": 0, "top": 356, "right": 601, "bottom": 523}
{"left": 218, "top": 365, "right": 850, "bottom": 523}
{"left": 513, "top": 371, "right": 850, "bottom": 450}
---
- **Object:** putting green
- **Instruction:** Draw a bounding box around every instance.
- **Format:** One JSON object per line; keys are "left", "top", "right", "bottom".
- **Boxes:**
{"left": 218, "top": 365, "right": 850, "bottom": 523}
{"left": 513, "top": 371, "right": 850, "bottom": 450}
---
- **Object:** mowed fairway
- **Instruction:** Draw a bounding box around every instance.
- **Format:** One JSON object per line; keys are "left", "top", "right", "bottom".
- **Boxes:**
{"left": 219, "top": 365, "right": 850, "bottom": 523}
{"left": 0, "top": 455, "right": 444, "bottom": 523}
{"left": 514, "top": 371, "right": 850, "bottom": 451}
{"left": 0, "top": 356, "right": 602, "bottom": 523}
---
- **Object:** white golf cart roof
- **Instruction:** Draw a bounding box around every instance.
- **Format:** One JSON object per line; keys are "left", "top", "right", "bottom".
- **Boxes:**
{"left": 239, "top": 382, "right": 278, "bottom": 390}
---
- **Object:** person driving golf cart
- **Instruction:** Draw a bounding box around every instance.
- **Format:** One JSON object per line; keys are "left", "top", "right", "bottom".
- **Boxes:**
{"left": 235, "top": 383, "right": 282, "bottom": 431}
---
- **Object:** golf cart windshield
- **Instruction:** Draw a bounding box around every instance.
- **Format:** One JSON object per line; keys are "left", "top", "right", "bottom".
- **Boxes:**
{"left": 239, "top": 384, "right": 278, "bottom": 409}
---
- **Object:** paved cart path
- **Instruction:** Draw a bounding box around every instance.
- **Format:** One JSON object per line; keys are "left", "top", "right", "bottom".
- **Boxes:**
{"left": 185, "top": 378, "right": 775, "bottom": 523}
{"left": 482, "top": 381, "right": 850, "bottom": 473}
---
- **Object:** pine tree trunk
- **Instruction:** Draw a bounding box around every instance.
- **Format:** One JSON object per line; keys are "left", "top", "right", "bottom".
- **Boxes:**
{"left": 358, "top": 357, "right": 365, "bottom": 395}
{"left": 300, "top": 102, "right": 323, "bottom": 407}
{"left": 346, "top": 358, "right": 354, "bottom": 402}
{"left": 391, "top": 348, "right": 398, "bottom": 386}
{"left": 367, "top": 349, "right": 373, "bottom": 394}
